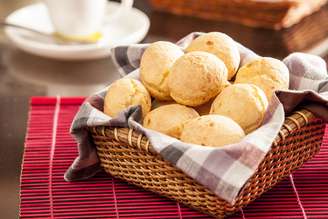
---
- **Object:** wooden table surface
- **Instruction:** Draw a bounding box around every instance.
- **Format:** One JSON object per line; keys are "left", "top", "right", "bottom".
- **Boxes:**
{"left": 0, "top": 0, "right": 327, "bottom": 218}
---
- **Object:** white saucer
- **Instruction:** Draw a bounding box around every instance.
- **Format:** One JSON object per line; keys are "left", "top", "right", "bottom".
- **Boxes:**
{"left": 5, "top": 2, "right": 150, "bottom": 60}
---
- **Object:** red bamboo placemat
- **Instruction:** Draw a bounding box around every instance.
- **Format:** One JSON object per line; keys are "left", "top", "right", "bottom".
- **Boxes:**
{"left": 20, "top": 97, "right": 328, "bottom": 219}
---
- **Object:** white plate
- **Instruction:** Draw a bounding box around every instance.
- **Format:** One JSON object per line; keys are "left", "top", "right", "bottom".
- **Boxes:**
{"left": 5, "top": 2, "right": 150, "bottom": 60}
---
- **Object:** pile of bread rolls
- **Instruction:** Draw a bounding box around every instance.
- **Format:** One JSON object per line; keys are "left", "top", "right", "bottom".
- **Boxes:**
{"left": 104, "top": 32, "right": 290, "bottom": 147}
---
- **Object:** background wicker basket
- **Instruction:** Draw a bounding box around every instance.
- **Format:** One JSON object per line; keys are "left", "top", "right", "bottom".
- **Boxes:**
{"left": 90, "top": 109, "right": 325, "bottom": 218}
{"left": 148, "top": 0, "right": 328, "bottom": 29}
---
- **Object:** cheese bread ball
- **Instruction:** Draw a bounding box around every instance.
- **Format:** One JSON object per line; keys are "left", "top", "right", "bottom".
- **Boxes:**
{"left": 143, "top": 104, "right": 199, "bottom": 138}
{"left": 104, "top": 78, "right": 151, "bottom": 118}
{"left": 140, "top": 41, "right": 184, "bottom": 100}
{"left": 210, "top": 84, "right": 268, "bottom": 133}
{"left": 180, "top": 115, "right": 245, "bottom": 147}
{"left": 235, "top": 57, "right": 289, "bottom": 101}
{"left": 186, "top": 32, "right": 240, "bottom": 80}
{"left": 168, "top": 51, "right": 228, "bottom": 107}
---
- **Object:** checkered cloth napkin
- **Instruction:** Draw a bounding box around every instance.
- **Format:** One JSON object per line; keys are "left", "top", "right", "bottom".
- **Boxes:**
{"left": 65, "top": 32, "right": 328, "bottom": 204}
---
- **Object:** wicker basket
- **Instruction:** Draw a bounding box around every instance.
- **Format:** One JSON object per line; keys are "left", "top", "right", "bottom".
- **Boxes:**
{"left": 148, "top": 0, "right": 328, "bottom": 29}
{"left": 90, "top": 109, "right": 325, "bottom": 218}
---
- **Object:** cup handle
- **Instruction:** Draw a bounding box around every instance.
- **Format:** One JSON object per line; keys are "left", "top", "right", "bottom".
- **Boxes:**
{"left": 106, "top": 0, "right": 134, "bottom": 22}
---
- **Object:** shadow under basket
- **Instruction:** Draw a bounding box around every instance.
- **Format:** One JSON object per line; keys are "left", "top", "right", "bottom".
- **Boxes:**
{"left": 90, "top": 109, "right": 325, "bottom": 218}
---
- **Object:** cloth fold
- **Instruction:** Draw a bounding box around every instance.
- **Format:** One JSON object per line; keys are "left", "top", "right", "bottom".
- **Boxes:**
{"left": 65, "top": 32, "right": 328, "bottom": 204}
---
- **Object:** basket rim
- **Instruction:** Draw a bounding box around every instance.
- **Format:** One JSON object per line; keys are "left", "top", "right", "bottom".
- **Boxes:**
{"left": 91, "top": 108, "right": 317, "bottom": 152}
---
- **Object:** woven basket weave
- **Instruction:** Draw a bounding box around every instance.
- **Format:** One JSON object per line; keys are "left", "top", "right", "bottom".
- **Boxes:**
{"left": 90, "top": 109, "right": 325, "bottom": 218}
{"left": 148, "top": 0, "right": 328, "bottom": 29}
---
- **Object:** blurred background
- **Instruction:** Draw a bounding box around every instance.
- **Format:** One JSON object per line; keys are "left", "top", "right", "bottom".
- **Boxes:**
{"left": 0, "top": 0, "right": 328, "bottom": 218}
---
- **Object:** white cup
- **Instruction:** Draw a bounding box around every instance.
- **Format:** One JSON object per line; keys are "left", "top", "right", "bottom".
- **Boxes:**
{"left": 44, "top": 0, "right": 134, "bottom": 38}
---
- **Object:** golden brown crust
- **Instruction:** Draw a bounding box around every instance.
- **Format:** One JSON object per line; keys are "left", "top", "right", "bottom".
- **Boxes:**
{"left": 168, "top": 51, "right": 228, "bottom": 107}
{"left": 143, "top": 104, "right": 199, "bottom": 138}
{"left": 180, "top": 115, "right": 245, "bottom": 147}
{"left": 186, "top": 32, "right": 240, "bottom": 80}
{"left": 104, "top": 78, "right": 151, "bottom": 118}
{"left": 235, "top": 57, "right": 289, "bottom": 101}
{"left": 210, "top": 84, "right": 269, "bottom": 133}
{"left": 140, "top": 41, "right": 184, "bottom": 101}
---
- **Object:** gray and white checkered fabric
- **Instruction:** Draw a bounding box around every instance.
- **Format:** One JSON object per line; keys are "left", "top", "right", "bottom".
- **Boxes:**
{"left": 65, "top": 32, "right": 328, "bottom": 204}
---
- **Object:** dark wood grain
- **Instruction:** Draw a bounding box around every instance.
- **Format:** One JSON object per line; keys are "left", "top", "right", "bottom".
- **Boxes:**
{"left": 143, "top": 2, "right": 328, "bottom": 58}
